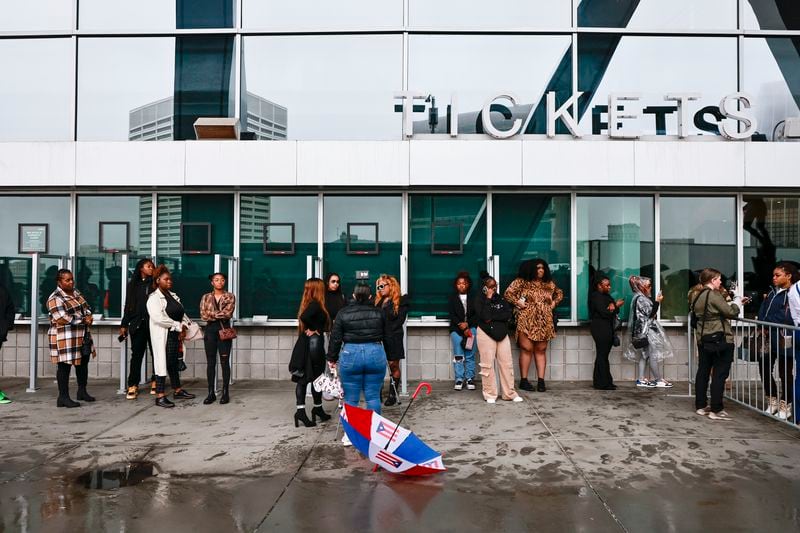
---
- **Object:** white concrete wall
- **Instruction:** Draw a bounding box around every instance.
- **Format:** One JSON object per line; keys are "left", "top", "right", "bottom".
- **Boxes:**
{"left": 1, "top": 139, "right": 798, "bottom": 188}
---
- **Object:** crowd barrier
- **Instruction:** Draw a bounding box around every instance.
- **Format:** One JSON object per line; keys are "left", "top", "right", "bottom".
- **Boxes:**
{"left": 690, "top": 317, "right": 799, "bottom": 429}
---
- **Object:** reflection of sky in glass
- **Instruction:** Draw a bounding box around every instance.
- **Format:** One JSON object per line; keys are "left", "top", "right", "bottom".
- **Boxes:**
{"left": 579, "top": 36, "right": 737, "bottom": 136}
{"left": 243, "top": 35, "right": 402, "bottom": 140}
{"left": 408, "top": 35, "right": 570, "bottom": 118}
{"left": 577, "top": 0, "right": 736, "bottom": 29}
{"left": 0, "top": 0, "right": 73, "bottom": 31}
{"left": 580, "top": 197, "right": 654, "bottom": 241}
{"left": 265, "top": 197, "right": 318, "bottom": 242}
{"left": 324, "top": 197, "right": 402, "bottom": 243}
{"left": 410, "top": 0, "right": 570, "bottom": 28}
{"left": 660, "top": 197, "right": 736, "bottom": 244}
{"left": 243, "top": 0, "right": 401, "bottom": 29}
{"left": 78, "top": 197, "right": 144, "bottom": 252}
{"left": 0, "top": 197, "right": 70, "bottom": 256}
{"left": 79, "top": 0, "right": 176, "bottom": 30}
{"left": 77, "top": 37, "right": 175, "bottom": 141}
{"left": 0, "top": 39, "right": 73, "bottom": 141}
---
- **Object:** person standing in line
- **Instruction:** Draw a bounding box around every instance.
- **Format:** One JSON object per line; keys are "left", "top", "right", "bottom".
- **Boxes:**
{"left": 504, "top": 259, "right": 563, "bottom": 392}
{"left": 624, "top": 276, "right": 674, "bottom": 388}
{"left": 475, "top": 273, "right": 524, "bottom": 404}
{"left": 147, "top": 266, "right": 195, "bottom": 408}
{"left": 324, "top": 272, "right": 347, "bottom": 322}
{"left": 690, "top": 268, "right": 742, "bottom": 421}
{"left": 199, "top": 272, "right": 236, "bottom": 405}
{"left": 787, "top": 269, "right": 800, "bottom": 425}
{"left": 757, "top": 262, "right": 798, "bottom": 420}
{"left": 47, "top": 269, "right": 95, "bottom": 407}
{"left": 375, "top": 274, "right": 410, "bottom": 407}
{"left": 589, "top": 274, "right": 625, "bottom": 391}
{"left": 0, "top": 282, "right": 16, "bottom": 404}
{"left": 327, "top": 283, "right": 388, "bottom": 415}
{"left": 447, "top": 272, "right": 477, "bottom": 391}
{"left": 120, "top": 259, "right": 156, "bottom": 400}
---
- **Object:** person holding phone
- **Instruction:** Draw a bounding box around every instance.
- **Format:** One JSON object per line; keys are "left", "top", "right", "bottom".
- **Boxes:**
{"left": 624, "top": 276, "right": 674, "bottom": 388}
{"left": 589, "top": 274, "right": 625, "bottom": 391}
{"left": 120, "top": 258, "right": 156, "bottom": 400}
{"left": 475, "top": 272, "right": 523, "bottom": 404}
{"left": 447, "top": 271, "right": 478, "bottom": 391}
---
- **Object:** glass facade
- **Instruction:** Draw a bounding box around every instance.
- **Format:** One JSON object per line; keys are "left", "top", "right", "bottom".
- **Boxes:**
{"left": 409, "top": 195, "right": 487, "bottom": 318}
{"left": 578, "top": 0, "right": 737, "bottom": 30}
{"left": 659, "top": 197, "right": 737, "bottom": 321}
{"left": 492, "top": 194, "right": 571, "bottom": 318}
{"left": 577, "top": 196, "right": 654, "bottom": 321}
{"left": 78, "top": 0, "right": 234, "bottom": 30}
{"left": 243, "top": 0, "right": 401, "bottom": 29}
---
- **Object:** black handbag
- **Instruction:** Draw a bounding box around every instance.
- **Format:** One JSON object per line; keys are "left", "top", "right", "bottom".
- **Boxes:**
{"left": 632, "top": 336, "right": 649, "bottom": 349}
{"left": 81, "top": 329, "right": 94, "bottom": 358}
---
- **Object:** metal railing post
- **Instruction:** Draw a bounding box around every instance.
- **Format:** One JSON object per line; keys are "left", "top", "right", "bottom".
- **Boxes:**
{"left": 400, "top": 254, "right": 408, "bottom": 396}
{"left": 26, "top": 253, "right": 40, "bottom": 392}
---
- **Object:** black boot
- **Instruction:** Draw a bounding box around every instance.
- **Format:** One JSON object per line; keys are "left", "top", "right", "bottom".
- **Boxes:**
{"left": 311, "top": 405, "right": 331, "bottom": 422}
{"left": 519, "top": 378, "right": 535, "bottom": 391}
{"left": 294, "top": 408, "right": 316, "bottom": 427}
{"left": 219, "top": 355, "right": 230, "bottom": 405}
{"left": 203, "top": 384, "right": 216, "bottom": 405}
{"left": 537, "top": 378, "right": 546, "bottom": 392}
{"left": 219, "top": 385, "right": 229, "bottom": 405}
{"left": 76, "top": 387, "right": 95, "bottom": 402}
{"left": 155, "top": 396, "right": 175, "bottom": 408}
{"left": 56, "top": 363, "right": 80, "bottom": 408}
{"left": 75, "top": 360, "right": 95, "bottom": 402}
{"left": 384, "top": 377, "right": 399, "bottom": 407}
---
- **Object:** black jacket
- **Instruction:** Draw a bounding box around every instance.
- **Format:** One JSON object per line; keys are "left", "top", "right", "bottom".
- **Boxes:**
{"left": 474, "top": 293, "right": 513, "bottom": 341}
{"left": 325, "top": 291, "right": 347, "bottom": 322}
{"left": 0, "top": 284, "right": 15, "bottom": 343}
{"left": 327, "top": 301, "right": 388, "bottom": 362}
{"left": 300, "top": 300, "right": 328, "bottom": 333}
{"left": 121, "top": 277, "right": 154, "bottom": 332}
{"left": 448, "top": 292, "right": 477, "bottom": 334}
{"left": 381, "top": 294, "right": 410, "bottom": 359}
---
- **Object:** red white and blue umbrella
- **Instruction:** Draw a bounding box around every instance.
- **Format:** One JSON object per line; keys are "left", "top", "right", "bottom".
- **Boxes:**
{"left": 340, "top": 383, "right": 446, "bottom": 476}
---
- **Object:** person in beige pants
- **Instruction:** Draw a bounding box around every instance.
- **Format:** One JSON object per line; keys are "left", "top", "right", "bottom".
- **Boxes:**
{"left": 474, "top": 273, "right": 523, "bottom": 404}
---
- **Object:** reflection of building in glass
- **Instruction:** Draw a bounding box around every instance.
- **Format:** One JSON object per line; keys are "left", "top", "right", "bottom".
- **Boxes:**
{"left": 129, "top": 92, "right": 286, "bottom": 141}
{"left": 129, "top": 97, "right": 174, "bottom": 141}
{"left": 242, "top": 92, "right": 288, "bottom": 140}
{"left": 765, "top": 197, "right": 800, "bottom": 248}
{"left": 139, "top": 196, "right": 154, "bottom": 254}
{"left": 240, "top": 196, "right": 272, "bottom": 243}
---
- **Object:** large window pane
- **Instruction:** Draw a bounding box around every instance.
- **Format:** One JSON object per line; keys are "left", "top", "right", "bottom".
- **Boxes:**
{"left": 243, "top": 0, "right": 401, "bottom": 29}
{"left": 493, "top": 195, "right": 571, "bottom": 318}
{"left": 240, "top": 196, "right": 318, "bottom": 320}
{"left": 78, "top": 38, "right": 175, "bottom": 141}
{"left": 577, "top": 196, "right": 654, "bottom": 321}
{"left": 409, "top": 195, "right": 487, "bottom": 318}
{"left": 578, "top": 0, "right": 737, "bottom": 29}
{"left": 76, "top": 196, "right": 153, "bottom": 318}
{"left": 578, "top": 36, "right": 737, "bottom": 136}
{"left": 0, "top": 1, "right": 73, "bottom": 31}
{"left": 242, "top": 35, "right": 402, "bottom": 140}
{"left": 323, "top": 196, "right": 402, "bottom": 296}
{"left": 0, "top": 39, "right": 73, "bottom": 141}
{"left": 410, "top": 0, "right": 570, "bottom": 29}
{"left": 743, "top": 196, "right": 800, "bottom": 318}
{"left": 0, "top": 196, "right": 70, "bottom": 317}
{"left": 408, "top": 35, "right": 572, "bottom": 134}
{"left": 79, "top": 0, "right": 233, "bottom": 30}
{"left": 659, "top": 197, "right": 736, "bottom": 321}
{"left": 156, "top": 195, "right": 234, "bottom": 317}
{"left": 742, "top": 37, "right": 800, "bottom": 142}
{"left": 744, "top": 0, "right": 800, "bottom": 30}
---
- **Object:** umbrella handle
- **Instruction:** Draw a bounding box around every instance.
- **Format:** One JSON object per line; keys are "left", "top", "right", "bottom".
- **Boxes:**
{"left": 412, "top": 382, "right": 431, "bottom": 400}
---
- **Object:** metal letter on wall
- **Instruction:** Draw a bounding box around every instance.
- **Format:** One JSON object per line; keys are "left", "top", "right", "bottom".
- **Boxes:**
{"left": 547, "top": 91, "right": 584, "bottom": 138}
{"left": 481, "top": 94, "right": 523, "bottom": 139}
{"left": 719, "top": 92, "right": 758, "bottom": 141}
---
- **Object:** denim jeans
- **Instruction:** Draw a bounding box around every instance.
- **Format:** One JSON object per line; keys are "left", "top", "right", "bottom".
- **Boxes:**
{"left": 450, "top": 329, "right": 476, "bottom": 381}
{"left": 338, "top": 342, "right": 387, "bottom": 415}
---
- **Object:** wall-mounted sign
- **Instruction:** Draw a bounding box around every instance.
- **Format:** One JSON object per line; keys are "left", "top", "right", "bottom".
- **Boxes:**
{"left": 394, "top": 91, "right": 757, "bottom": 141}
{"left": 18, "top": 223, "right": 49, "bottom": 254}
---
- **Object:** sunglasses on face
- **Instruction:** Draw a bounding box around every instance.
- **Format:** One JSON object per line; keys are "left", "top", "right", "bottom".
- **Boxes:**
{"left": 330, "top": 280, "right": 340, "bottom": 284}
{"left": 376, "top": 284, "right": 387, "bottom": 291}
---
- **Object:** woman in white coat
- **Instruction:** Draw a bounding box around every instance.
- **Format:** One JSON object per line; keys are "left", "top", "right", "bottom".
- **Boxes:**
{"left": 147, "top": 265, "right": 195, "bottom": 408}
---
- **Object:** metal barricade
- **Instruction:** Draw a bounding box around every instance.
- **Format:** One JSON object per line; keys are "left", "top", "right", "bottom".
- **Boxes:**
{"left": 689, "top": 317, "right": 799, "bottom": 429}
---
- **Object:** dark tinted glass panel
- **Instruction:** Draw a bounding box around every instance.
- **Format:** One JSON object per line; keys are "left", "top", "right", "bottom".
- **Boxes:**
{"left": 578, "top": 0, "right": 736, "bottom": 29}
{"left": 744, "top": 0, "right": 800, "bottom": 30}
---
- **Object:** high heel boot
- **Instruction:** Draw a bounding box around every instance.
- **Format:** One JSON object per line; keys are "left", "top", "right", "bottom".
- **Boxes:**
{"left": 219, "top": 385, "right": 230, "bottom": 405}
{"left": 311, "top": 404, "right": 331, "bottom": 422}
{"left": 294, "top": 408, "right": 316, "bottom": 427}
{"left": 56, "top": 363, "right": 80, "bottom": 408}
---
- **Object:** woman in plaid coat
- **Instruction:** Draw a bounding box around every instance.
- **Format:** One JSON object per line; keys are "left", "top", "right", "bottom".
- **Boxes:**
{"left": 47, "top": 269, "right": 95, "bottom": 408}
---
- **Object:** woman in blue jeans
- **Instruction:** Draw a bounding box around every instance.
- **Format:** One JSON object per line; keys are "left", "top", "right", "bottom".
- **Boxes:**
{"left": 447, "top": 271, "right": 478, "bottom": 391}
{"left": 327, "top": 283, "right": 389, "bottom": 419}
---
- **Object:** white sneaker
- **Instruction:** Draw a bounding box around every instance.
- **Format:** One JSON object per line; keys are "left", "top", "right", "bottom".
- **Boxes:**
{"left": 778, "top": 401, "right": 793, "bottom": 421}
{"left": 466, "top": 379, "right": 476, "bottom": 390}
{"left": 707, "top": 410, "right": 733, "bottom": 421}
{"left": 454, "top": 380, "right": 463, "bottom": 391}
{"left": 486, "top": 398, "right": 496, "bottom": 404}
{"left": 341, "top": 434, "right": 352, "bottom": 447}
{"left": 765, "top": 397, "right": 779, "bottom": 415}
{"left": 654, "top": 380, "right": 673, "bottom": 388}
{"left": 696, "top": 407, "right": 711, "bottom": 416}
{"left": 512, "top": 396, "right": 524, "bottom": 403}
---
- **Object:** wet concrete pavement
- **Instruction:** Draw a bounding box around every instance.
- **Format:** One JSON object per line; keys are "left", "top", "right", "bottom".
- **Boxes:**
{"left": 1, "top": 378, "right": 798, "bottom": 532}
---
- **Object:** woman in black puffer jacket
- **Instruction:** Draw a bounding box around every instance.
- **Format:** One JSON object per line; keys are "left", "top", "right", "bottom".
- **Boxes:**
{"left": 327, "top": 283, "right": 389, "bottom": 415}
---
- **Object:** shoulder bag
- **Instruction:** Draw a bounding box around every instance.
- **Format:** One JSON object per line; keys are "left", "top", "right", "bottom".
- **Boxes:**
{"left": 213, "top": 295, "right": 237, "bottom": 341}
{"left": 698, "top": 292, "right": 727, "bottom": 353}
{"left": 630, "top": 295, "right": 650, "bottom": 349}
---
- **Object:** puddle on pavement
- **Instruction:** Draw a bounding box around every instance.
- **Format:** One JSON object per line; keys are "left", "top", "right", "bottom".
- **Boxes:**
{"left": 76, "top": 461, "right": 157, "bottom": 490}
